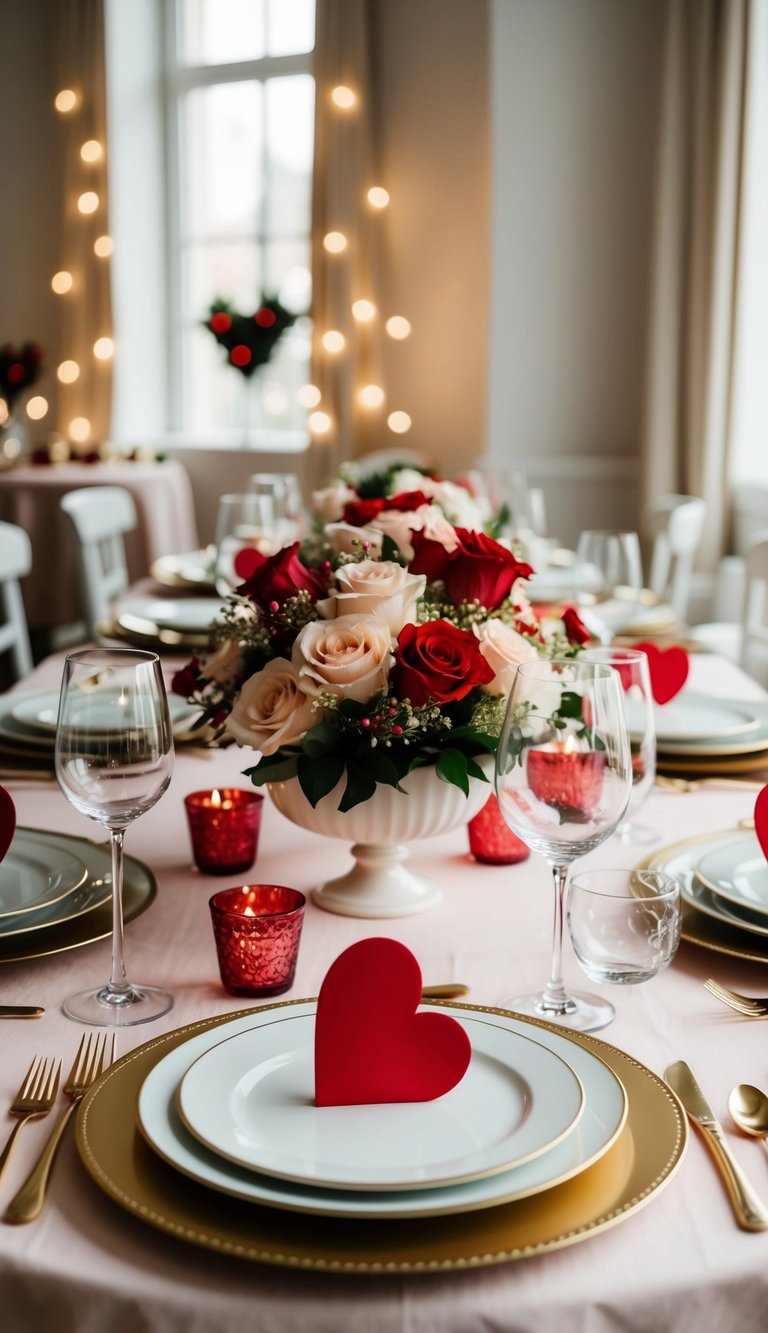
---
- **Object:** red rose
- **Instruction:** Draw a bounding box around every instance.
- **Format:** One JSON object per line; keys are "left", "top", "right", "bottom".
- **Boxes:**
{"left": 409, "top": 530, "right": 452, "bottom": 582}
{"left": 443, "top": 530, "right": 533, "bottom": 610}
{"left": 393, "top": 620, "right": 494, "bottom": 706}
{"left": 387, "top": 489, "right": 432, "bottom": 512}
{"left": 561, "top": 606, "right": 591, "bottom": 645}
{"left": 237, "top": 542, "right": 326, "bottom": 607}
{"left": 171, "top": 657, "right": 203, "bottom": 697}
{"left": 343, "top": 497, "right": 387, "bottom": 526}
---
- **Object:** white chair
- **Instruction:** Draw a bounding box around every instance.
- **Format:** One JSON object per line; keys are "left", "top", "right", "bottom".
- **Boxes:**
{"left": 0, "top": 521, "right": 33, "bottom": 682}
{"left": 691, "top": 533, "right": 768, "bottom": 682}
{"left": 60, "top": 486, "right": 138, "bottom": 638}
{"left": 646, "top": 494, "right": 708, "bottom": 623}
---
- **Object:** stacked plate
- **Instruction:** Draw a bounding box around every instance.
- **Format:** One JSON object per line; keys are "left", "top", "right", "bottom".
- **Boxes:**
{"left": 643, "top": 828, "right": 768, "bottom": 965}
{"left": 76, "top": 998, "right": 687, "bottom": 1271}
{"left": 105, "top": 595, "right": 226, "bottom": 652}
{"left": 150, "top": 548, "right": 217, "bottom": 592}
{"left": 653, "top": 693, "right": 768, "bottom": 777}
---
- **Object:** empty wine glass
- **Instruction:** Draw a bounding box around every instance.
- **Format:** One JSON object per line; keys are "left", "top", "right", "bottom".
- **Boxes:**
{"left": 55, "top": 649, "right": 174, "bottom": 1026}
{"left": 573, "top": 530, "right": 644, "bottom": 644}
{"left": 249, "top": 472, "right": 304, "bottom": 544}
{"left": 213, "top": 492, "right": 276, "bottom": 595}
{"left": 582, "top": 646, "right": 657, "bottom": 845}
{"left": 495, "top": 658, "right": 632, "bottom": 1032}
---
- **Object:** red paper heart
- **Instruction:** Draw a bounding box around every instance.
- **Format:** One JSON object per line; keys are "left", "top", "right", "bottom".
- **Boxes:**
{"left": 233, "top": 547, "right": 262, "bottom": 581}
{"left": 0, "top": 785, "right": 15, "bottom": 864}
{"left": 630, "top": 641, "right": 689, "bottom": 705}
{"left": 314, "top": 938, "right": 472, "bottom": 1107}
{"left": 755, "top": 787, "right": 768, "bottom": 863}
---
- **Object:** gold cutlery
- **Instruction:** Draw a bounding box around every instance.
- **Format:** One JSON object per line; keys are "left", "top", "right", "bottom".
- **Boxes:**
{"left": 0, "top": 1006, "right": 44, "bottom": 1019}
{"left": 4, "top": 1033, "right": 115, "bottom": 1225}
{"left": 665, "top": 1060, "right": 768, "bottom": 1230}
{"left": 420, "top": 983, "right": 469, "bottom": 999}
{"left": 728, "top": 1085, "right": 768, "bottom": 1153}
{"left": 0, "top": 1057, "right": 61, "bottom": 1185}
{"left": 655, "top": 776, "right": 766, "bottom": 794}
{"left": 703, "top": 979, "right": 768, "bottom": 1018}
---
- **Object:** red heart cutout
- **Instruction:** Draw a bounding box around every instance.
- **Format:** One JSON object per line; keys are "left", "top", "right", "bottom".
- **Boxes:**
{"left": 233, "top": 547, "right": 264, "bottom": 581}
{"left": 314, "top": 938, "right": 471, "bottom": 1107}
{"left": 0, "top": 785, "right": 15, "bottom": 864}
{"left": 755, "top": 787, "right": 768, "bottom": 863}
{"left": 630, "top": 641, "right": 689, "bottom": 705}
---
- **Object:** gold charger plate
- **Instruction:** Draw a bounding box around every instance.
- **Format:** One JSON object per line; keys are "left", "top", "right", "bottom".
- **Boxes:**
{"left": 0, "top": 827, "right": 156, "bottom": 963}
{"left": 76, "top": 999, "right": 686, "bottom": 1274}
{"left": 98, "top": 618, "right": 213, "bottom": 653}
{"left": 150, "top": 549, "right": 216, "bottom": 591}
{"left": 639, "top": 830, "right": 768, "bottom": 965}
{"left": 656, "top": 750, "right": 768, "bottom": 778}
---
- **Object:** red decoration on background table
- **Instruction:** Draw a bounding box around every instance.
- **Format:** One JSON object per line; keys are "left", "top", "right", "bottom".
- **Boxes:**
{"left": 630, "top": 641, "right": 689, "bottom": 705}
{"left": 755, "top": 787, "right": 768, "bottom": 863}
{"left": 314, "top": 938, "right": 472, "bottom": 1107}
{"left": 468, "top": 794, "right": 530, "bottom": 864}
{"left": 528, "top": 748, "right": 606, "bottom": 819}
{"left": 0, "top": 784, "right": 15, "bottom": 864}
{"left": 184, "top": 787, "right": 263, "bottom": 874}
{"left": 209, "top": 884, "right": 305, "bottom": 996}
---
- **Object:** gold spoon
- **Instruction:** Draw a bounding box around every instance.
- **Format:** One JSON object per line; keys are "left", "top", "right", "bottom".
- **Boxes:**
{"left": 728, "top": 1083, "right": 768, "bottom": 1153}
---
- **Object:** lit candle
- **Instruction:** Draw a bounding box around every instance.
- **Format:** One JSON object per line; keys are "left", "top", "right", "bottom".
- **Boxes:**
{"left": 528, "top": 744, "right": 606, "bottom": 819}
{"left": 184, "top": 787, "right": 263, "bottom": 874}
{"left": 209, "top": 885, "right": 306, "bottom": 996}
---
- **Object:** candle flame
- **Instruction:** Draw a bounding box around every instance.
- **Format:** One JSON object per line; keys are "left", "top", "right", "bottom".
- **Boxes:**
{"left": 210, "top": 788, "right": 222, "bottom": 807}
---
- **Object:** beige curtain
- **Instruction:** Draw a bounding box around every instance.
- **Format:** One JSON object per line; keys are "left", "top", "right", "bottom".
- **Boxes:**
{"left": 310, "top": 0, "right": 385, "bottom": 478}
{"left": 53, "top": 0, "right": 112, "bottom": 448}
{"left": 641, "top": 0, "right": 750, "bottom": 572}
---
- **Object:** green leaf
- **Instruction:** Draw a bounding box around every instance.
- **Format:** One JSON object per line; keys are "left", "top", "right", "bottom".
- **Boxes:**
{"left": 243, "top": 752, "right": 300, "bottom": 785}
{"left": 338, "top": 763, "right": 378, "bottom": 812}
{"left": 380, "top": 533, "right": 404, "bottom": 563}
{"left": 465, "top": 757, "right": 491, "bottom": 783}
{"left": 297, "top": 754, "right": 345, "bottom": 807}
{"left": 556, "top": 691, "right": 584, "bottom": 721}
{"left": 301, "top": 720, "right": 341, "bottom": 757}
{"left": 436, "top": 747, "right": 469, "bottom": 795}
{"left": 339, "top": 697, "right": 369, "bottom": 720}
{"left": 366, "top": 751, "right": 408, "bottom": 792}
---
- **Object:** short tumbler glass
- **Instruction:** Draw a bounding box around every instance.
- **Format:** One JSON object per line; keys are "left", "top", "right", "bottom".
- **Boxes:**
{"left": 567, "top": 868, "right": 681, "bottom": 986}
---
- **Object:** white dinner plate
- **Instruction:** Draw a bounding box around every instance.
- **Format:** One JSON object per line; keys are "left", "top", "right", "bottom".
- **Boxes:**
{"left": 653, "top": 695, "right": 761, "bottom": 744}
{"left": 682, "top": 869, "right": 768, "bottom": 939}
{"left": 138, "top": 1002, "right": 627, "bottom": 1219}
{"left": 150, "top": 549, "right": 216, "bottom": 589}
{"left": 0, "top": 835, "right": 113, "bottom": 939}
{"left": 177, "top": 1011, "right": 586, "bottom": 1191}
{"left": 117, "top": 597, "right": 225, "bottom": 638}
{"left": 695, "top": 834, "right": 768, "bottom": 919}
{"left": 10, "top": 689, "right": 200, "bottom": 737}
{"left": 0, "top": 832, "right": 88, "bottom": 920}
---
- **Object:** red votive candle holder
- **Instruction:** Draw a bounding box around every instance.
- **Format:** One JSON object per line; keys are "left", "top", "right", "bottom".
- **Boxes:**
{"left": 468, "top": 794, "right": 531, "bottom": 865}
{"left": 528, "top": 749, "right": 606, "bottom": 818}
{"left": 184, "top": 787, "right": 263, "bottom": 875}
{"left": 209, "top": 885, "right": 306, "bottom": 996}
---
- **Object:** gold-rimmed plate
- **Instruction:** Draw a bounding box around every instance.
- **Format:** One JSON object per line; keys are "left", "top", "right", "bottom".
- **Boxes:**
{"left": 150, "top": 549, "right": 216, "bottom": 591}
{"left": 77, "top": 1000, "right": 686, "bottom": 1273}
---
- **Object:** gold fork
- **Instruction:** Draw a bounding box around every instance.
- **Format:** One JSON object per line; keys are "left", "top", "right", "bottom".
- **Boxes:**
{"left": 3, "top": 1033, "right": 115, "bottom": 1224}
{"left": 703, "top": 979, "right": 768, "bottom": 1017}
{"left": 0, "top": 1057, "right": 61, "bottom": 1185}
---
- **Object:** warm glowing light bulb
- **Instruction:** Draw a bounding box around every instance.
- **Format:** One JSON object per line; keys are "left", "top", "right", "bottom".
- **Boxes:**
{"left": 297, "top": 384, "right": 321, "bottom": 408}
{"left": 359, "top": 384, "right": 385, "bottom": 409}
{"left": 55, "top": 88, "right": 77, "bottom": 113}
{"left": 51, "top": 270, "right": 73, "bottom": 295}
{"left": 367, "top": 186, "right": 390, "bottom": 209}
{"left": 308, "top": 411, "right": 332, "bottom": 435}
{"left": 94, "top": 235, "right": 113, "bottom": 258}
{"left": 80, "top": 139, "right": 103, "bottom": 163}
{"left": 352, "top": 300, "right": 376, "bottom": 322}
{"left": 69, "top": 417, "right": 91, "bottom": 443}
{"left": 331, "top": 85, "right": 356, "bottom": 110}
{"left": 57, "top": 360, "right": 80, "bottom": 384}
{"left": 78, "top": 191, "right": 99, "bottom": 215}
{"left": 386, "top": 315, "right": 411, "bottom": 340}
{"left": 0, "top": 400, "right": 8, "bottom": 426}
{"left": 322, "top": 330, "right": 346, "bottom": 354}
{"left": 26, "top": 396, "right": 48, "bottom": 420}
{"left": 323, "top": 231, "right": 347, "bottom": 254}
{"left": 93, "top": 337, "right": 114, "bottom": 360}
{"left": 388, "top": 411, "right": 412, "bottom": 434}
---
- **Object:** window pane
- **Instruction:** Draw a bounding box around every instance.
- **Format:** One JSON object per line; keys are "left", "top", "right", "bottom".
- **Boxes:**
{"left": 181, "top": 0, "right": 266, "bottom": 66}
{"left": 266, "top": 0, "right": 315, "bottom": 55}
{"left": 180, "top": 84, "right": 264, "bottom": 238}
{"left": 264, "top": 76, "right": 314, "bottom": 236}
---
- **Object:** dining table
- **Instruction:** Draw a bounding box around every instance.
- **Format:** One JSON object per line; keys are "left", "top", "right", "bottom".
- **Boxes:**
{"left": 1, "top": 647, "right": 768, "bottom": 1332}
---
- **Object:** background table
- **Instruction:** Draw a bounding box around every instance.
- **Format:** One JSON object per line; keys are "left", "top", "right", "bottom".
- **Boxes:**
{"left": 1, "top": 653, "right": 768, "bottom": 1331}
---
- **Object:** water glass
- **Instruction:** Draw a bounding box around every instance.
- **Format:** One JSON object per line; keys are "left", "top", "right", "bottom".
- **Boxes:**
{"left": 567, "top": 868, "right": 681, "bottom": 989}
{"left": 213, "top": 492, "right": 276, "bottom": 594}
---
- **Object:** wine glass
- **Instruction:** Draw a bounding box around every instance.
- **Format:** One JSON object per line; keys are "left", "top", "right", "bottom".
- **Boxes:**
{"left": 249, "top": 472, "right": 305, "bottom": 544}
{"left": 55, "top": 649, "right": 174, "bottom": 1026}
{"left": 582, "top": 646, "right": 657, "bottom": 845}
{"left": 495, "top": 657, "right": 632, "bottom": 1032}
{"left": 573, "top": 529, "right": 644, "bottom": 644}
{"left": 213, "top": 492, "right": 276, "bottom": 595}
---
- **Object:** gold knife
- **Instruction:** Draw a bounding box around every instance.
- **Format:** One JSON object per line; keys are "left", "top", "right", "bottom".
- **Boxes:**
{"left": 0, "top": 1006, "right": 44, "bottom": 1018}
{"left": 665, "top": 1060, "right": 768, "bottom": 1231}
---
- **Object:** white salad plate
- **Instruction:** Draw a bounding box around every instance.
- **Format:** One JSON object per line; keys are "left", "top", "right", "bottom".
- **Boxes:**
{"left": 0, "top": 832, "right": 88, "bottom": 920}
{"left": 695, "top": 834, "right": 768, "bottom": 919}
{"left": 117, "top": 597, "right": 225, "bottom": 638}
{"left": 176, "top": 1010, "right": 586, "bottom": 1191}
{"left": 150, "top": 549, "right": 216, "bottom": 589}
{"left": 652, "top": 695, "right": 762, "bottom": 745}
{"left": 138, "top": 1002, "right": 627, "bottom": 1219}
{"left": 10, "top": 689, "right": 199, "bottom": 738}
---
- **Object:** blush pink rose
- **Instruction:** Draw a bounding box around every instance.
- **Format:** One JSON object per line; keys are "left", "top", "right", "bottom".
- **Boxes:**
{"left": 292, "top": 614, "right": 394, "bottom": 702}
{"left": 225, "top": 659, "right": 316, "bottom": 754}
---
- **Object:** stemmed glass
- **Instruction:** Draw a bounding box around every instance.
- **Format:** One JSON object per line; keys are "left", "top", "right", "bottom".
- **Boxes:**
{"left": 213, "top": 492, "right": 276, "bottom": 595}
{"left": 495, "top": 658, "right": 632, "bottom": 1032}
{"left": 582, "top": 646, "right": 657, "bottom": 845}
{"left": 55, "top": 649, "right": 174, "bottom": 1026}
{"left": 573, "top": 530, "right": 644, "bottom": 644}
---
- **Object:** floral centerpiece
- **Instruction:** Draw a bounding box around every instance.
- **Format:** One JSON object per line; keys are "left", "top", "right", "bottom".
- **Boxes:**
{"left": 173, "top": 483, "right": 589, "bottom": 815}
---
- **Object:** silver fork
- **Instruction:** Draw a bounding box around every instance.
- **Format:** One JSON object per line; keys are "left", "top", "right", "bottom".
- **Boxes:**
{"left": 3, "top": 1033, "right": 116, "bottom": 1224}
{"left": 703, "top": 979, "right": 768, "bottom": 1017}
{"left": 0, "top": 1057, "right": 61, "bottom": 1185}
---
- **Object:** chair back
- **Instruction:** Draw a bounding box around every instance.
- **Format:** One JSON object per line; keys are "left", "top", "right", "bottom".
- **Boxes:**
{"left": 60, "top": 486, "right": 138, "bottom": 637}
{"left": 0, "top": 520, "right": 33, "bottom": 682}
{"left": 646, "top": 494, "right": 708, "bottom": 622}
{"left": 741, "top": 533, "right": 768, "bottom": 680}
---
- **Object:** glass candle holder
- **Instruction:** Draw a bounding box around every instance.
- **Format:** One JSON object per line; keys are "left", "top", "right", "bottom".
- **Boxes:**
{"left": 184, "top": 787, "right": 263, "bottom": 875}
{"left": 209, "top": 884, "right": 306, "bottom": 996}
{"left": 468, "top": 794, "right": 531, "bottom": 864}
{"left": 528, "top": 748, "right": 606, "bottom": 819}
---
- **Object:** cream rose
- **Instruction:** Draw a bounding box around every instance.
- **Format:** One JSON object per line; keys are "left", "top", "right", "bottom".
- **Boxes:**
{"left": 311, "top": 482, "right": 357, "bottom": 522}
{"left": 323, "top": 522, "right": 383, "bottom": 558}
{"left": 225, "top": 659, "right": 316, "bottom": 755}
{"left": 292, "top": 614, "right": 394, "bottom": 702}
{"left": 473, "top": 618, "right": 538, "bottom": 696}
{"left": 316, "top": 560, "right": 426, "bottom": 634}
{"left": 370, "top": 505, "right": 434, "bottom": 561}
{"left": 200, "top": 638, "right": 245, "bottom": 685}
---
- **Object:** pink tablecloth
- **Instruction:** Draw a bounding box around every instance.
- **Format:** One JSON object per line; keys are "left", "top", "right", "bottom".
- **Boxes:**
{"left": 1, "top": 653, "right": 768, "bottom": 1331}
{"left": 0, "top": 460, "right": 199, "bottom": 630}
